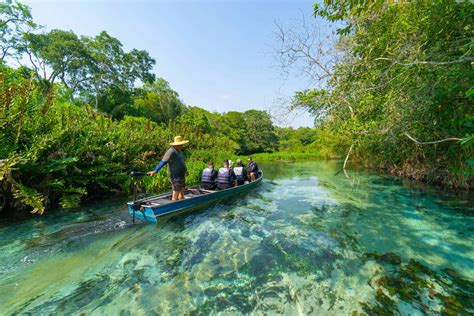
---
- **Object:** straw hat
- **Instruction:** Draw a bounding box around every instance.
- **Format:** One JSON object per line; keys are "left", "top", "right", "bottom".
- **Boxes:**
{"left": 170, "top": 135, "right": 189, "bottom": 146}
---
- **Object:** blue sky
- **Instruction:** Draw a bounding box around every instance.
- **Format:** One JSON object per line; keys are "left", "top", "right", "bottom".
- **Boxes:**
{"left": 22, "top": 0, "right": 327, "bottom": 127}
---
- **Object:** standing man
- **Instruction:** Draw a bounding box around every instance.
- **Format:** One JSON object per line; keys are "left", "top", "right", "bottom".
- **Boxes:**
{"left": 148, "top": 136, "right": 189, "bottom": 200}
{"left": 247, "top": 157, "right": 260, "bottom": 181}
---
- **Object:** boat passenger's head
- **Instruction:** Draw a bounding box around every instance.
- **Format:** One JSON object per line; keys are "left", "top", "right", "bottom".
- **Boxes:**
{"left": 247, "top": 157, "right": 253, "bottom": 163}
{"left": 223, "top": 160, "right": 230, "bottom": 168}
{"left": 208, "top": 161, "right": 214, "bottom": 168}
{"left": 236, "top": 159, "right": 243, "bottom": 166}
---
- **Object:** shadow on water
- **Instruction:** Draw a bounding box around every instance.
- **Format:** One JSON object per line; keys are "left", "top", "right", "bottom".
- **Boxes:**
{"left": 0, "top": 161, "right": 472, "bottom": 314}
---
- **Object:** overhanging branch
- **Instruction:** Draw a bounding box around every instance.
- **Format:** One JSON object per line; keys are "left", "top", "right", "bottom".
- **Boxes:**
{"left": 375, "top": 57, "right": 473, "bottom": 66}
{"left": 405, "top": 133, "right": 462, "bottom": 145}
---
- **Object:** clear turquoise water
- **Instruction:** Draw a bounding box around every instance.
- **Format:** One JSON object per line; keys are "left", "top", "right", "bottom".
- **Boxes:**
{"left": 0, "top": 161, "right": 472, "bottom": 314}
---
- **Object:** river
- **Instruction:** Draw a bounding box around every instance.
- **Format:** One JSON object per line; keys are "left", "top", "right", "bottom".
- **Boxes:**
{"left": 0, "top": 161, "right": 472, "bottom": 314}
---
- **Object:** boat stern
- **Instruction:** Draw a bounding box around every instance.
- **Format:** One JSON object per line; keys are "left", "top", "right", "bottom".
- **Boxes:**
{"left": 127, "top": 203, "right": 157, "bottom": 223}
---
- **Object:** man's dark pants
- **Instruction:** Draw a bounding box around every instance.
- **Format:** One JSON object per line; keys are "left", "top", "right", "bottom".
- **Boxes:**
{"left": 170, "top": 177, "right": 185, "bottom": 191}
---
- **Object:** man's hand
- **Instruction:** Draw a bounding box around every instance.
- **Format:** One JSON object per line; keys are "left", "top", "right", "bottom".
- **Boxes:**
{"left": 147, "top": 171, "right": 156, "bottom": 176}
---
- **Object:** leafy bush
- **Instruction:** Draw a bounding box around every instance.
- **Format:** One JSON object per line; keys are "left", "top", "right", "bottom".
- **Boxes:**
{"left": 0, "top": 68, "right": 230, "bottom": 217}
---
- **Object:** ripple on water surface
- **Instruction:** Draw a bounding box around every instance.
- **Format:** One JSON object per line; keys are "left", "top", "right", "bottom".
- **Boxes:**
{"left": 0, "top": 161, "right": 472, "bottom": 314}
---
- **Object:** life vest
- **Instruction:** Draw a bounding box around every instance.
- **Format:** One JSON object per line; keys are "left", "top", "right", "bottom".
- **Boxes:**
{"left": 233, "top": 166, "right": 245, "bottom": 180}
{"left": 248, "top": 161, "right": 259, "bottom": 173}
{"left": 201, "top": 168, "right": 215, "bottom": 183}
{"left": 218, "top": 167, "right": 233, "bottom": 184}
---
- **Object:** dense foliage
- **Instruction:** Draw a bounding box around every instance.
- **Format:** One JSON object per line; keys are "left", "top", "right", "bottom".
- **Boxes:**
{"left": 283, "top": 0, "right": 473, "bottom": 187}
{"left": 0, "top": 64, "right": 295, "bottom": 217}
{"left": 0, "top": 1, "right": 311, "bottom": 217}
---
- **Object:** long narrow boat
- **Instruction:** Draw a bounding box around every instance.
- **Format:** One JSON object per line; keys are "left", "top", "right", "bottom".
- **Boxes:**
{"left": 127, "top": 171, "right": 263, "bottom": 223}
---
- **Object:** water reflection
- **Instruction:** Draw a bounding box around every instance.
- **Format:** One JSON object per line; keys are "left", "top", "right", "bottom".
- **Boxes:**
{"left": 0, "top": 161, "right": 472, "bottom": 314}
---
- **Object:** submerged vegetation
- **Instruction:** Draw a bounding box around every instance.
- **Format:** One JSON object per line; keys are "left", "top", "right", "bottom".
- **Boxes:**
{"left": 1, "top": 0, "right": 473, "bottom": 218}
{"left": 1, "top": 161, "right": 472, "bottom": 313}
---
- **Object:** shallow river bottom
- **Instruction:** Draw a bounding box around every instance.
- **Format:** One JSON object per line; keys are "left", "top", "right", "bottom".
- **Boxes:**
{"left": 0, "top": 161, "right": 473, "bottom": 314}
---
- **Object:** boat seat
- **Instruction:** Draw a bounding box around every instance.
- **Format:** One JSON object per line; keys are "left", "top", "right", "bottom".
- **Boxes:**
{"left": 187, "top": 189, "right": 205, "bottom": 195}
{"left": 198, "top": 189, "right": 216, "bottom": 194}
{"left": 184, "top": 192, "right": 202, "bottom": 198}
{"left": 142, "top": 198, "right": 173, "bottom": 207}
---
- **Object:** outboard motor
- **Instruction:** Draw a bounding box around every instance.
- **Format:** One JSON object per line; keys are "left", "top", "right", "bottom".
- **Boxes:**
{"left": 130, "top": 171, "right": 147, "bottom": 223}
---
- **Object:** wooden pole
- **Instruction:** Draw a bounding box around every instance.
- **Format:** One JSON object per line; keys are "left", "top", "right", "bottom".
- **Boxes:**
{"left": 343, "top": 144, "right": 354, "bottom": 170}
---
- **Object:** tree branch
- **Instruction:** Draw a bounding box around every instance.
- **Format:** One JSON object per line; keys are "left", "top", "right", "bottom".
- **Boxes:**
{"left": 25, "top": 49, "right": 40, "bottom": 79}
{"left": 343, "top": 143, "right": 354, "bottom": 169}
{"left": 0, "top": 17, "right": 27, "bottom": 28}
{"left": 375, "top": 57, "right": 473, "bottom": 66}
{"left": 405, "top": 133, "right": 462, "bottom": 145}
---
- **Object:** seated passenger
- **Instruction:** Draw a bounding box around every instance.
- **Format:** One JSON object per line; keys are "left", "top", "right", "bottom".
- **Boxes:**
{"left": 201, "top": 161, "right": 218, "bottom": 190}
{"left": 217, "top": 160, "right": 236, "bottom": 190}
{"left": 233, "top": 159, "right": 247, "bottom": 186}
{"left": 247, "top": 157, "right": 259, "bottom": 181}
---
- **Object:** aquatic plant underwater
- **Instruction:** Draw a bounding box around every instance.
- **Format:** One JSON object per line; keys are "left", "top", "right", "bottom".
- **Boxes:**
{"left": 0, "top": 161, "right": 471, "bottom": 314}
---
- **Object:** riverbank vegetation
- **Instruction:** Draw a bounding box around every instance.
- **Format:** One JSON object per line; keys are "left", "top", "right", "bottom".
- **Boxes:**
{"left": 0, "top": 0, "right": 315, "bottom": 217}
{"left": 276, "top": 0, "right": 473, "bottom": 188}
{"left": 1, "top": 0, "right": 473, "bottom": 218}
{"left": 1, "top": 64, "right": 306, "bottom": 217}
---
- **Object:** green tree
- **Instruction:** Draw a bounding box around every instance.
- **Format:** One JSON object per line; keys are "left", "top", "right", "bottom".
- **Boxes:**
{"left": 23, "top": 29, "right": 91, "bottom": 92}
{"left": 0, "top": 0, "right": 37, "bottom": 63}
{"left": 81, "top": 31, "right": 155, "bottom": 113}
{"left": 276, "top": 127, "right": 318, "bottom": 152}
{"left": 22, "top": 29, "right": 156, "bottom": 112}
{"left": 132, "top": 79, "right": 185, "bottom": 124}
{"left": 221, "top": 111, "right": 246, "bottom": 149}
{"left": 241, "top": 110, "right": 278, "bottom": 154}
{"left": 284, "top": 0, "right": 474, "bottom": 186}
